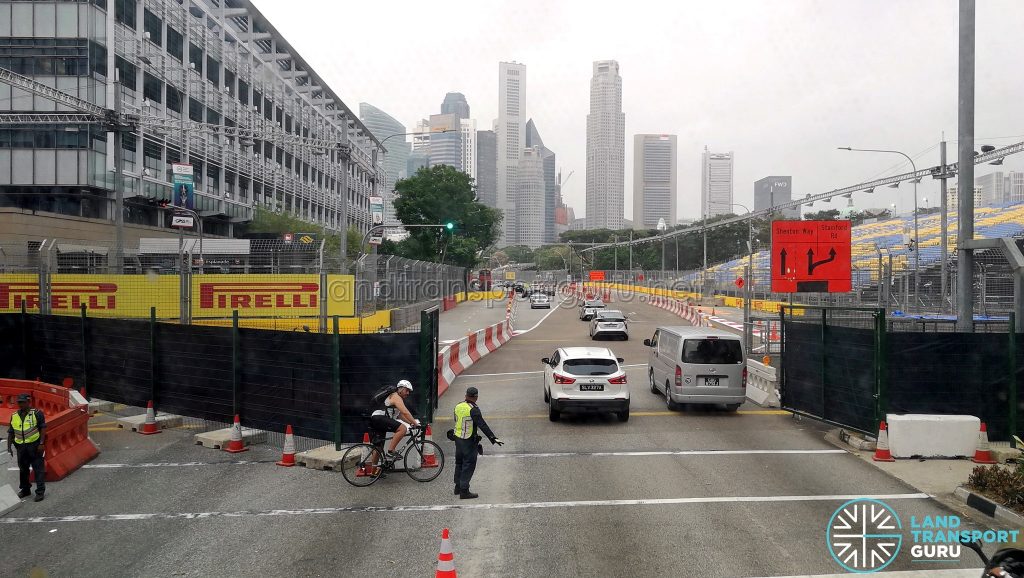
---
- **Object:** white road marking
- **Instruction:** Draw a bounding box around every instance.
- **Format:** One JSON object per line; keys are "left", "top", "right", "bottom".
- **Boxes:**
{"left": 754, "top": 570, "right": 979, "bottom": 578}
{"left": 513, "top": 295, "right": 567, "bottom": 334}
{"left": 466, "top": 363, "right": 645, "bottom": 378}
{"left": 7, "top": 460, "right": 272, "bottom": 471}
{"left": 482, "top": 449, "right": 847, "bottom": 459}
{"left": 0, "top": 493, "right": 930, "bottom": 524}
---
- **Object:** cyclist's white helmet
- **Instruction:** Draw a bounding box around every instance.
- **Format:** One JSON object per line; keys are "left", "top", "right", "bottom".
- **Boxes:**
{"left": 397, "top": 379, "right": 413, "bottom": 392}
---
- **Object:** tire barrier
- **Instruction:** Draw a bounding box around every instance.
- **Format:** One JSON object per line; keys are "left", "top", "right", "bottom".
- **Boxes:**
{"left": 0, "top": 378, "right": 99, "bottom": 482}
{"left": 437, "top": 318, "right": 513, "bottom": 398}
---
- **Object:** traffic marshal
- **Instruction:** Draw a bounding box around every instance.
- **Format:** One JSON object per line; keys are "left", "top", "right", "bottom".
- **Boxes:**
{"left": 771, "top": 220, "right": 852, "bottom": 293}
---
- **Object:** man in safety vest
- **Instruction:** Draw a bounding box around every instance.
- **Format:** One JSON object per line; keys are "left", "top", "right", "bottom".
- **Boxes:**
{"left": 452, "top": 386, "right": 502, "bottom": 499}
{"left": 7, "top": 393, "right": 45, "bottom": 501}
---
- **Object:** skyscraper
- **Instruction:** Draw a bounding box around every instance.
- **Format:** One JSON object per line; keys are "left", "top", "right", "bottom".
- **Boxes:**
{"left": 701, "top": 148, "right": 734, "bottom": 218}
{"left": 427, "top": 113, "right": 462, "bottom": 170}
{"left": 476, "top": 130, "right": 497, "bottom": 207}
{"left": 359, "top": 103, "right": 409, "bottom": 228}
{"left": 441, "top": 92, "right": 471, "bottom": 120}
{"left": 526, "top": 119, "right": 558, "bottom": 243}
{"left": 632, "top": 134, "right": 677, "bottom": 230}
{"left": 976, "top": 172, "right": 1005, "bottom": 206}
{"left": 516, "top": 147, "right": 546, "bottom": 248}
{"left": 753, "top": 176, "right": 798, "bottom": 219}
{"left": 586, "top": 61, "right": 625, "bottom": 231}
{"left": 460, "top": 119, "right": 477, "bottom": 181}
{"left": 496, "top": 62, "right": 527, "bottom": 245}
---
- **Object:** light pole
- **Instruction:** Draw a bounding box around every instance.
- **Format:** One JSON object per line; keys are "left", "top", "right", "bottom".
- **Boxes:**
{"left": 839, "top": 147, "right": 919, "bottom": 312}
{"left": 731, "top": 203, "right": 754, "bottom": 354}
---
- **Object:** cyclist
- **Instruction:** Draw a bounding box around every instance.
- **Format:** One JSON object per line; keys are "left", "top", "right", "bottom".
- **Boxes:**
{"left": 369, "top": 379, "right": 420, "bottom": 460}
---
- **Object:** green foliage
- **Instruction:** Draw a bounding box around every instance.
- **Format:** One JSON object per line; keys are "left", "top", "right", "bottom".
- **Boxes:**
{"left": 391, "top": 165, "right": 502, "bottom": 267}
{"left": 241, "top": 208, "right": 363, "bottom": 262}
{"left": 803, "top": 208, "right": 892, "bottom": 227}
{"left": 967, "top": 463, "right": 1024, "bottom": 514}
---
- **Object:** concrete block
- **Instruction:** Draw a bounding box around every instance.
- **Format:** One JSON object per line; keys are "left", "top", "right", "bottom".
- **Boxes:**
{"left": 116, "top": 412, "right": 183, "bottom": 432}
{"left": 0, "top": 484, "right": 23, "bottom": 516}
{"left": 295, "top": 444, "right": 359, "bottom": 472}
{"left": 88, "top": 398, "right": 114, "bottom": 414}
{"left": 193, "top": 427, "right": 267, "bottom": 449}
{"left": 887, "top": 414, "right": 978, "bottom": 458}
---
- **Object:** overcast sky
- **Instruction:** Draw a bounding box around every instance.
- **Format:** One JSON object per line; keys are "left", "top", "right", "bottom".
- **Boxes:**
{"left": 253, "top": 0, "right": 1024, "bottom": 222}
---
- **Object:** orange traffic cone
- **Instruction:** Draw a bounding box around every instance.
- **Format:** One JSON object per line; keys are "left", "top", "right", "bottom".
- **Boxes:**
{"left": 138, "top": 400, "right": 161, "bottom": 435}
{"left": 356, "top": 432, "right": 373, "bottom": 477}
{"left": 422, "top": 425, "right": 439, "bottom": 468}
{"left": 224, "top": 414, "right": 248, "bottom": 453}
{"left": 435, "top": 528, "right": 457, "bottom": 578}
{"left": 971, "top": 422, "right": 998, "bottom": 464}
{"left": 872, "top": 421, "right": 895, "bottom": 462}
{"left": 277, "top": 424, "right": 296, "bottom": 467}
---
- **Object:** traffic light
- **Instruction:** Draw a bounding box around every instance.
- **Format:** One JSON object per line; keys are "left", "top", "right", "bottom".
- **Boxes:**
{"left": 445, "top": 221, "right": 455, "bottom": 231}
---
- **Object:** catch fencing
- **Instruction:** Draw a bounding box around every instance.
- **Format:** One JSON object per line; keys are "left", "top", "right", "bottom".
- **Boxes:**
{"left": 1, "top": 307, "right": 440, "bottom": 446}
{"left": 779, "top": 305, "right": 1023, "bottom": 441}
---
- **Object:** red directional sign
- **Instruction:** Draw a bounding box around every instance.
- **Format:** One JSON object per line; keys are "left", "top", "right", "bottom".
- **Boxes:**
{"left": 771, "top": 220, "right": 852, "bottom": 293}
{"left": 735, "top": 277, "right": 744, "bottom": 289}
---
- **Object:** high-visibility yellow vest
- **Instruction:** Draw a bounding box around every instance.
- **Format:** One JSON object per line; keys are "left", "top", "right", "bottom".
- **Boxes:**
{"left": 10, "top": 410, "right": 40, "bottom": 444}
{"left": 454, "top": 402, "right": 474, "bottom": 439}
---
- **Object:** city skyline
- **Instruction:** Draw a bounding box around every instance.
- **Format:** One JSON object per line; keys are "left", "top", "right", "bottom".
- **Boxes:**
{"left": 586, "top": 60, "right": 625, "bottom": 230}
{"left": 256, "top": 0, "right": 1024, "bottom": 224}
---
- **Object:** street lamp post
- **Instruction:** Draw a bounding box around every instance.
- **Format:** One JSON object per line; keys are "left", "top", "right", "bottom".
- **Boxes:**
{"left": 731, "top": 203, "right": 754, "bottom": 354}
{"left": 839, "top": 147, "right": 919, "bottom": 312}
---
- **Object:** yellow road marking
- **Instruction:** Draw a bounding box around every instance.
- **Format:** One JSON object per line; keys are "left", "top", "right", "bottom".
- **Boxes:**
{"left": 434, "top": 409, "right": 788, "bottom": 421}
{"left": 87, "top": 426, "right": 122, "bottom": 432}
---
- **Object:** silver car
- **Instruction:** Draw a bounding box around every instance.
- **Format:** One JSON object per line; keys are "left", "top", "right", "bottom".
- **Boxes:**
{"left": 590, "top": 310, "right": 628, "bottom": 340}
{"left": 530, "top": 293, "right": 551, "bottom": 309}
{"left": 579, "top": 299, "right": 605, "bottom": 321}
{"left": 541, "top": 347, "right": 629, "bottom": 422}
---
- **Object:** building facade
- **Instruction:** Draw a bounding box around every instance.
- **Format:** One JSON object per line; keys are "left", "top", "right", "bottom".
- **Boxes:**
{"left": 948, "top": 183, "right": 983, "bottom": 209}
{"left": 585, "top": 60, "right": 624, "bottom": 230}
{"left": 359, "top": 102, "right": 408, "bottom": 227}
{"left": 496, "top": 61, "right": 526, "bottom": 245}
{"left": 525, "top": 119, "right": 556, "bottom": 244}
{"left": 475, "top": 129, "right": 496, "bottom": 207}
{"left": 440, "top": 92, "right": 470, "bottom": 120}
{"left": 1007, "top": 172, "right": 1024, "bottom": 203}
{"left": 632, "top": 134, "right": 676, "bottom": 230}
{"left": 0, "top": 0, "right": 383, "bottom": 243}
{"left": 701, "top": 148, "right": 734, "bottom": 217}
{"left": 516, "top": 146, "right": 545, "bottom": 247}
{"left": 753, "top": 175, "right": 798, "bottom": 219}
{"left": 976, "top": 172, "right": 1005, "bottom": 206}
{"left": 427, "top": 113, "right": 461, "bottom": 171}
{"left": 459, "top": 118, "right": 476, "bottom": 181}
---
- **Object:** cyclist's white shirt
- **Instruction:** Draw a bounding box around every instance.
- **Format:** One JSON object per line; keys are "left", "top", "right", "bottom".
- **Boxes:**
{"left": 371, "top": 395, "right": 400, "bottom": 419}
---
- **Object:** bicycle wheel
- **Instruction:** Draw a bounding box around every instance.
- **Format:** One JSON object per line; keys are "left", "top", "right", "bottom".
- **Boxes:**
{"left": 404, "top": 440, "right": 445, "bottom": 482}
{"left": 341, "top": 443, "right": 384, "bottom": 487}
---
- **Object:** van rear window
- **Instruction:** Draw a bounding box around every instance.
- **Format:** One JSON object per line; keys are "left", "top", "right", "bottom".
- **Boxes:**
{"left": 682, "top": 339, "right": 742, "bottom": 364}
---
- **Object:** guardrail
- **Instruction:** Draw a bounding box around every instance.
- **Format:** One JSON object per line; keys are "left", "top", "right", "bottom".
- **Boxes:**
{"left": 746, "top": 360, "right": 780, "bottom": 408}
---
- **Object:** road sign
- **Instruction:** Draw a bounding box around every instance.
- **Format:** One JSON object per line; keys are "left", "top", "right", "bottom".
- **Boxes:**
{"left": 171, "top": 215, "right": 194, "bottom": 228}
{"left": 369, "top": 196, "right": 384, "bottom": 226}
{"left": 771, "top": 220, "right": 852, "bottom": 293}
{"left": 368, "top": 229, "right": 383, "bottom": 246}
{"left": 299, "top": 235, "right": 314, "bottom": 244}
{"left": 589, "top": 271, "right": 606, "bottom": 281}
{"left": 735, "top": 277, "right": 744, "bottom": 289}
{"left": 504, "top": 271, "right": 516, "bottom": 281}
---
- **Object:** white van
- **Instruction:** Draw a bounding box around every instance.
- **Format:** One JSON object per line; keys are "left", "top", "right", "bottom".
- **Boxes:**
{"left": 643, "top": 326, "right": 746, "bottom": 411}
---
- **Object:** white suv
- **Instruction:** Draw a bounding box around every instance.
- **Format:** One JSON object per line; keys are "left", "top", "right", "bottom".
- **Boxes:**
{"left": 541, "top": 347, "right": 629, "bottom": 422}
{"left": 590, "top": 310, "right": 628, "bottom": 340}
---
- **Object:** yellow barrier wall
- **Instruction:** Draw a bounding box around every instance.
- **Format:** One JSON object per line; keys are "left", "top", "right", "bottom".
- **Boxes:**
{"left": 191, "top": 309, "right": 392, "bottom": 333}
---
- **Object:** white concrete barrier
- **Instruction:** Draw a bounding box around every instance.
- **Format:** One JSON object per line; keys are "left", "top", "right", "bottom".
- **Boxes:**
{"left": 746, "top": 359, "right": 780, "bottom": 407}
{"left": 886, "top": 414, "right": 979, "bottom": 458}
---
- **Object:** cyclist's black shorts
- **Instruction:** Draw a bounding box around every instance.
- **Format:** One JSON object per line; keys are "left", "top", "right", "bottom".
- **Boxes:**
{"left": 370, "top": 414, "right": 401, "bottom": 432}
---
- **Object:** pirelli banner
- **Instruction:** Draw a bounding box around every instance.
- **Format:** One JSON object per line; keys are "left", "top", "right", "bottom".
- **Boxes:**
{"left": 0, "top": 274, "right": 355, "bottom": 319}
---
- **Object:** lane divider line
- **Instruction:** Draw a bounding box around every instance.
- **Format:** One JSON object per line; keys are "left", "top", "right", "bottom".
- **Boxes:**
{"left": 480, "top": 449, "right": 847, "bottom": 459}
{"left": 0, "top": 493, "right": 931, "bottom": 524}
{"left": 8, "top": 460, "right": 276, "bottom": 471}
{"left": 434, "top": 409, "right": 788, "bottom": 421}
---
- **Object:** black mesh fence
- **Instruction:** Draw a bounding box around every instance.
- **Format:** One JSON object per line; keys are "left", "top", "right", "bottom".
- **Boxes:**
{"left": 780, "top": 306, "right": 1023, "bottom": 440}
{"left": 0, "top": 311, "right": 433, "bottom": 445}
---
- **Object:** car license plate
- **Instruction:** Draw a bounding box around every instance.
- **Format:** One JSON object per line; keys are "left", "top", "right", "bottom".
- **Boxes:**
{"left": 702, "top": 377, "right": 721, "bottom": 387}
{"left": 580, "top": 383, "right": 604, "bottom": 391}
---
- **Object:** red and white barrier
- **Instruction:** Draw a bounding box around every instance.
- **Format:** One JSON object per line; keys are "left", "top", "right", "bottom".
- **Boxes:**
{"left": 648, "top": 295, "right": 706, "bottom": 327}
{"left": 437, "top": 318, "right": 514, "bottom": 398}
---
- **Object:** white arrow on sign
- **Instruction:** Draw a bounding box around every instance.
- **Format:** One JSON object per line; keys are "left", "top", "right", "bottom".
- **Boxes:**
{"left": 171, "top": 215, "right": 194, "bottom": 228}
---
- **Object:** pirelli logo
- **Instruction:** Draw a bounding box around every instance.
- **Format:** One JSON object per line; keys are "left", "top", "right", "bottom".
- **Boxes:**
{"left": 198, "top": 282, "right": 319, "bottom": 310}
{"left": 0, "top": 282, "right": 118, "bottom": 311}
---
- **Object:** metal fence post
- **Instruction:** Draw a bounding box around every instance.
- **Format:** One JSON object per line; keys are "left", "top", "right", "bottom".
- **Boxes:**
{"left": 778, "top": 305, "right": 786, "bottom": 404}
{"left": 874, "top": 307, "right": 889, "bottom": 424}
{"left": 80, "top": 304, "right": 88, "bottom": 398}
{"left": 1009, "top": 312, "right": 1018, "bottom": 447}
{"left": 820, "top": 308, "right": 828, "bottom": 421}
{"left": 20, "top": 301, "right": 30, "bottom": 379}
{"left": 150, "top": 307, "right": 158, "bottom": 409}
{"left": 319, "top": 272, "right": 328, "bottom": 334}
{"left": 332, "top": 315, "right": 341, "bottom": 451}
{"left": 232, "top": 309, "right": 239, "bottom": 417}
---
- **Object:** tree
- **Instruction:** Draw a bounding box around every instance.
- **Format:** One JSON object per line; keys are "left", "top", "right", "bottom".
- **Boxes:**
{"left": 803, "top": 209, "right": 842, "bottom": 221}
{"left": 391, "top": 165, "right": 502, "bottom": 267}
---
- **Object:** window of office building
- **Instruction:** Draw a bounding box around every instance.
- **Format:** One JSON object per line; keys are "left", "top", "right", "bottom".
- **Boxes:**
{"left": 189, "top": 98, "right": 203, "bottom": 122}
{"left": 115, "top": 56, "right": 137, "bottom": 91}
{"left": 115, "top": 0, "right": 136, "bottom": 30}
{"left": 89, "top": 41, "right": 107, "bottom": 77}
{"left": 143, "top": 9, "right": 162, "bottom": 45}
{"left": 224, "top": 68, "right": 235, "bottom": 95}
{"left": 188, "top": 43, "right": 202, "bottom": 73}
{"left": 166, "top": 85, "right": 183, "bottom": 113}
{"left": 238, "top": 79, "right": 248, "bottom": 105}
{"left": 142, "top": 72, "right": 162, "bottom": 104}
{"left": 166, "top": 26, "right": 183, "bottom": 61}
{"left": 206, "top": 55, "right": 219, "bottom": 85}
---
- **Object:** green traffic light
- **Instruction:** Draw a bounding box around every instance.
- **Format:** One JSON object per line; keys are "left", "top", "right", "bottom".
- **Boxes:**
{"left": 446, "top": 222, "right": 454, "bottom": 230}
